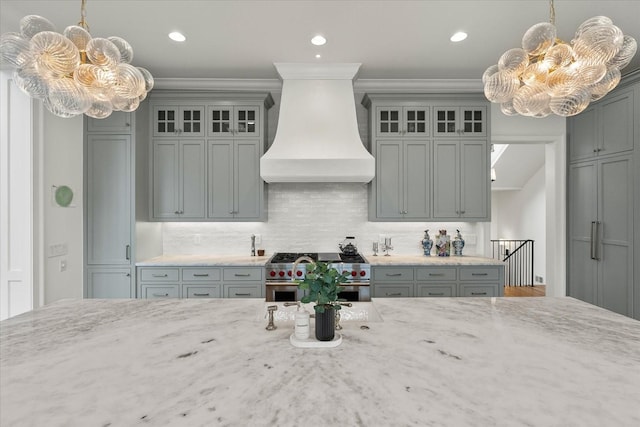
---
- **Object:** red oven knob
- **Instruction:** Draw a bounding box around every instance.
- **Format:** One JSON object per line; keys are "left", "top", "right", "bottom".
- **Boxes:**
{"left": 351, "top": 271, "right": 357, "bottom": 277}
{"left": 278, "top": 271, "right": 285, "bottom": 277}
{"left": 287, "top": 271, "right": 292, "bottom": 277}
{"left": 360, "top": 271, "right": 366, "bottom": 277}
{"left": 296, "top": 271, "right": 303, "bottom": 277}
{"left": 269, "top": 271, "right": 276, "bottom": 277}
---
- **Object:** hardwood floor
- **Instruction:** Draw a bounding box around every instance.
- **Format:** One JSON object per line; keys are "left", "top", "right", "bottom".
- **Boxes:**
{"left": 503, "top": 285, "right": 546, "bottom": 297}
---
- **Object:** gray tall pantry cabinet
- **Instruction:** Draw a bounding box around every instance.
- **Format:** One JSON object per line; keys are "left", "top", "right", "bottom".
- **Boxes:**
{"left": 567, "top": 71, "right": 639, "bottom": 320}
{"left": 149, "top": 92, "right": 273, "bottom": 221}
{"left": 362, "top": 94, "right": 490, "bottom": 221}
{"left": 84, "top": 112, "right": 136, "bottom": 298}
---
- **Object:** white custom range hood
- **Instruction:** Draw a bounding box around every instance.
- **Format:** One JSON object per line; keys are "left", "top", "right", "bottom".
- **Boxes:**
{"left": 260, "top": 63, "right": 375, "bottom": 183}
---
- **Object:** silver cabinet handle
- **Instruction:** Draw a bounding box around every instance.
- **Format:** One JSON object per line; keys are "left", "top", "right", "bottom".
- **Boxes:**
{"left": 126, "top": 273, "right": 131, "bottom": 277}
{"left": 125, "top": 244, "right": 131, "bottom": 260}
{"left": 386, "top": 292, "right": 402, "bottom": 296}
{"left": 174, "top": 210, "right": 181, "bottom": 215}
{"left": 193, "top": 293, "right": 210, "bottom": 297}
{"left": 152, "top": 274, "right": 168, "bottom": 277}
{"left": 234, "top": 292, "right": 251, "bottom": 296}
{"left": 152, "top": 293, "right": 169, "bottom": 297}
{"left": 385, "top": 273, "right": 402, "bottom": 277}
{"left": 471, "top": 292, "right": 487, "bottom": 296}
{"left": 428, "top": 292, "right": 444, "bottom": 296}
{"left": 472, "top": 273, "right": 488, "bottom": 276}
{"left": 234, "top": 273, "right": 251, "bottom": 277}
{"left": 591, "top": 221, "right": 600, "bottom": 260}
{"left": 193, "top": 273, "right": 209, "bottom": 277}
{"left": 428, "top": 273, "right": 444, "bottom": 276}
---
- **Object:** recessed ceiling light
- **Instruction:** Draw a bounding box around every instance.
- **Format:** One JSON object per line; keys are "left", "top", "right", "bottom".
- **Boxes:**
{"left": 450, "top": 31, "right": 467, "bottom": 42}
{"left": 311, "top": 35, "right": 326, "bottom": 46}
{"left": 169, "top": 31, "right": 186, "bottom": 42}
{"left": 315, "top": 54, "right": 321, "bottom": 59}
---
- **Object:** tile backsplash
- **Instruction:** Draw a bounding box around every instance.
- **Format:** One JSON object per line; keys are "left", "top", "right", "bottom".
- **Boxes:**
{"left": 162, "top": 183, "right": 484, "bottom": 257}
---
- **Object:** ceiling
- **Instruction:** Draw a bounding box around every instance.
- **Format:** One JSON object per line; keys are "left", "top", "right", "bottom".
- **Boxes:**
{"left": 491, "top": 144, "right": 545, "bottom": 191}
{"left": 1, "top": 0, "right": 639, "bottom": 81}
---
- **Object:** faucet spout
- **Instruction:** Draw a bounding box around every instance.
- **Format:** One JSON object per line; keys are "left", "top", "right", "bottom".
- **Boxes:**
{"left": 291, "top": 256, "right": 315, "bottom": 282}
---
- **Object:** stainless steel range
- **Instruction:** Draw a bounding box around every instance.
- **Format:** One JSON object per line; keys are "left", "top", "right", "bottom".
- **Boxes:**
{"left": 265, "top": 252, "right": 371, "bottom": 302}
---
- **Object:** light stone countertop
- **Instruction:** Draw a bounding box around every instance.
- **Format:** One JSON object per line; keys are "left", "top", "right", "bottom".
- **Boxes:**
{"left": 366, "top": 254, "right": 505, "bottom": 266}
{"left": 1, "top": 297, "right": 639, "bottom": 426}
{"left": 136, "top": 254, "right": 271, "bottom": 267}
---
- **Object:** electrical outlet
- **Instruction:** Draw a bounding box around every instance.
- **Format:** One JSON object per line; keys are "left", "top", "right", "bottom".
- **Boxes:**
{"left": 48, "top": 243, "right": 68, "bottom": 258}
{"left": 535, "top": 275, "right": 544, "bottom": 283}
{"left": 59, "top": 259, "right": 67, "bottom": 272}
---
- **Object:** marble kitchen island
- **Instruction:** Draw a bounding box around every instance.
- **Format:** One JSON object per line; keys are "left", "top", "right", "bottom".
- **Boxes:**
{"left": 1, "top": 297, "right": 639, "bottom": 426}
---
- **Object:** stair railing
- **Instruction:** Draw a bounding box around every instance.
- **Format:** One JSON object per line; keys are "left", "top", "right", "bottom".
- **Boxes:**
{"left": 490, "top": 239, "right": 534, "bottom": 287}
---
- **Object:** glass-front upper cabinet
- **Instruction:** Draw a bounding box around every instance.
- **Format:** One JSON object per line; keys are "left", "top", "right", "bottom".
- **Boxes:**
{"left": 375, "top": 106, "right": 429, "bottom": 138}
{"left": 153, "top": 105, "right": 205, "bottom": 137}
{"left": 433, "top": 106, "right": 486, "bottom": 137}
{"left": 208, "top": 106, "right": 261, "bottom": 137}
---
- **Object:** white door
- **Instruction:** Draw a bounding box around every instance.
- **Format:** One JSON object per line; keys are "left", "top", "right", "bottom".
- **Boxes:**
{"left": 0, "top": 73, "right": 33, "bottom": 320}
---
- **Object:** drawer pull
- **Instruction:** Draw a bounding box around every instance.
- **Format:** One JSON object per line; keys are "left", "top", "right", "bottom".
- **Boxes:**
{"left": 428, "top": 273, "right": 445, "bottom": 277}
{"left": 234, "top": 292, "right": 251, "bottom": 296}
{"left": 386, "top": 292, "right": 402, "bottom": 296}
{"left": 152, "top": 274, "right": 168, "bottom": 277}
{"left": 428, "top": 292, "right": 444, "bottom": 296}
{"left": 193, "top": 274, "right": 209, "bottom": 277}
{"left": 471, "top": 292, "right": 487, "bottom": 296}
{"left": 193, "top": 293, "right": 210, "bottom": 297}
{"left": 385, "top": 273, "right": 402, "bottom": 277}
{"left": 234, "top": 273, "right": 251, "bottom": 277}
{"left": 152, "top": 293, "right": 169, "bottom": 297}
{"left": 471, "top": 273, "right": 488, "bottom": 276}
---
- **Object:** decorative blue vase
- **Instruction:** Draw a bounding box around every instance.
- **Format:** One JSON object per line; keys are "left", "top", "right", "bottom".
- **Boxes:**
{"left": 421, "top": 230, "right": 433, "bottom": 256}
{"left": 453, "top": 229, "right": 465, "bottom": 256}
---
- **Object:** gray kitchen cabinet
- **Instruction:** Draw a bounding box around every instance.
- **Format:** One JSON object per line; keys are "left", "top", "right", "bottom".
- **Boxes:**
{"left": 375, "top": 140, "right": 430, "bottom": 219}
{"left": 84, "top": 112, "right": 135, "bottom": 298}
{"left": 372, "top": 264, "right": 504, "bottom": 297}
{"left": 152, "top": 105, "right": 205, "bottom": 137}
{"left": 207, "top": 105, "right": 262, "bottom": 138}
{"left": 87, "top": 268, "right": 133, "bottom": 298}
{"left": 137, "top": 266, "right": 262, "bottom": 299}
{"left": 567, "top": 73, "right": 638, "bottom": 320}
{"left": 374, "top": 106, "right": 430, "bottom": 138}
{"left": 568, "top": 155, "right": 634, "bottom": 316}
{"left": 433, "top": 106, "right": 487, "bottom": 137}
{"left": 433, "top": 140, "right": 489, "bottom": 220}
{"left": 208, "top": 139, "right": 264, "bottom": 220}
{"left": 152, "top": 139, "right": 206, "bottom": 220}
{"left": 568, "top": 88, "right": 634, "bottom": 162}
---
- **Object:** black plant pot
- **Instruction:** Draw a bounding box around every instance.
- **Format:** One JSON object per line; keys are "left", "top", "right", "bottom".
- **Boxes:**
{"left": 315, "top": 306, "right": 335, "bottom": 341}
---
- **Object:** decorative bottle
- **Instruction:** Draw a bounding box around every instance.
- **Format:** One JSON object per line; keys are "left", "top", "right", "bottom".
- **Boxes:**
{"left": 421, "top": 230, "right": 433, "bottom": 256}
{"left": 294, "top": 306, "right": 310, "bottom": 340}
{"left": 452, "top": 229, "right": 465, "bottom": 256}
{"left": 435, "top": 229, "right": 451, "bottom": 257}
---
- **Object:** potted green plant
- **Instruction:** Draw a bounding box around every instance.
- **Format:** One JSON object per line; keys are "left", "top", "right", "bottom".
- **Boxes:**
{"left": 296, "top": 261, "right": 350, "bottom": 341}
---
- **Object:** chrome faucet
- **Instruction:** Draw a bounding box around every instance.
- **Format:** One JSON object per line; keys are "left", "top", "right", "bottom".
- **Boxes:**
{"left": 291, "top": 256, "right": 315, "bottom": 281}
{"left": 251, "top": 234, "right": 256, "bottom": 256}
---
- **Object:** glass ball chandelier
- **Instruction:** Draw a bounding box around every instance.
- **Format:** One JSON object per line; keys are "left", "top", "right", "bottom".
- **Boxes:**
{"left": 483, "top": 0, "right": 637, "bottom": 118}
{"left": 0, "top": 0, "right": 153, "bottom": 119}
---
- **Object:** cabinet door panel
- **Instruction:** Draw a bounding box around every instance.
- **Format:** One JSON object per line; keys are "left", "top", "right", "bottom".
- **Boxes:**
{"left": 87, "top": 112, "right": 131, "bottom": 133}
{"left": 208, "top": 106, "right": 233, "bottom": 136}
{"left": 153, "top": 106, "right": 178, "bottom": 136}
{"left": 87, "top": 268, "right": 133, "bottom": 298}
{"left": 180, "top": 141, "right": 206, "bottom": 218}
{"left": 404, "top": 141, "right": 430, "bottom": 218}
{"left": 208, "top": 141, "right": 233, "bottom": 218}
{"left": 460, "top": 141, "right": 488, "bottom": 218}
{"left": 568, "top": 106, "right": 597, "bottom": 161}
{"left": 234, "top": 107, "right": 260, "bottom": 137}
{"left": 235, "top": 140, "right": 261, "bottom": 218}
{"left": 403, "top": 107, "right": 429, "bottom": 136}
{"left": 433, "top": 141, "right": 458, "bottom": 218}
{"left": 377, "top": 141, "right": 403, "bottom": 218}
{"left": 87, "top": 135, "right": 131, "bottom": 264}
{"left": 180, "top": 107, "right": 204, "bottom": 136}
{"left": 601, "top": 91, "right": 633, "bottom": 156}
{"left": 433, "top": 108, "right": 458, "bottom": 136}
{"left": 152, "top": 141, "right": 179, "bottom": 218}
{"left": 376, "top": 107, "right": 402, "bottom": 137}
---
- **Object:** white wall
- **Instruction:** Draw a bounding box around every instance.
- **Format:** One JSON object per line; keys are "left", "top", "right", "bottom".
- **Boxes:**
{"left": 492, "top": 166, "right": 546, "bottom": 283}
{"left": 43, "top": 112, "right": 84, "bottom": 302}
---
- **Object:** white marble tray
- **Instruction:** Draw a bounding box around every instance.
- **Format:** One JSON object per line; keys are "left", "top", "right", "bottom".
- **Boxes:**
{"left": 289, "top": 333, "right": 342, "bottom": 348}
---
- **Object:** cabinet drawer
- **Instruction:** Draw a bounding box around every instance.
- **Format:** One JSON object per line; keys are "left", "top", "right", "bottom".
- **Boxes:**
{"left": 373, "top": 268, "right": 414, "bottom": 281}
{"left": 224, "top": 284, "right": 263, "bottom": 298}
{"left": 182, "top": 268, "right": 221, "bottom": 281}
{"left": 459, "top": 284, "right": 499, "bottom": 297}
{"left": 415, "top": 284, "right": 456, "bottom": 297}
{"left": 183, "top": 284, "right": 221, "bottom": 298}
{"left": 141, "top": 285, "right": 179, "bottom": 299}
{"left": 416, "top": 268, "right": 456, "bottom": 281}
{"left": 459, "top": 267, "right": 500, "bottom": 281}
{"left": 223, "top": 267, "right": 263, "bottom": 281}
{"left": 373, "top": 284, "right": 413, "bottom": 298}
{"left": 140, "top": 268, "right": 179, "bottom": 282}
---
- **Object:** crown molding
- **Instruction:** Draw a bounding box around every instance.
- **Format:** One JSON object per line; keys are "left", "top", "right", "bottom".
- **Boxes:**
{"left": 153, "top": 78, "right": 282, "bottom": 91}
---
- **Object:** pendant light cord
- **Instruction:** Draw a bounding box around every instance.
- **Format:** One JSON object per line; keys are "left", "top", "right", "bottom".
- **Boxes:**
{"left": 78, "top": 0, "right": 90, "bottom": 31}
{"left": 549, "top": 0, "right": 556, "bottom": 25}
